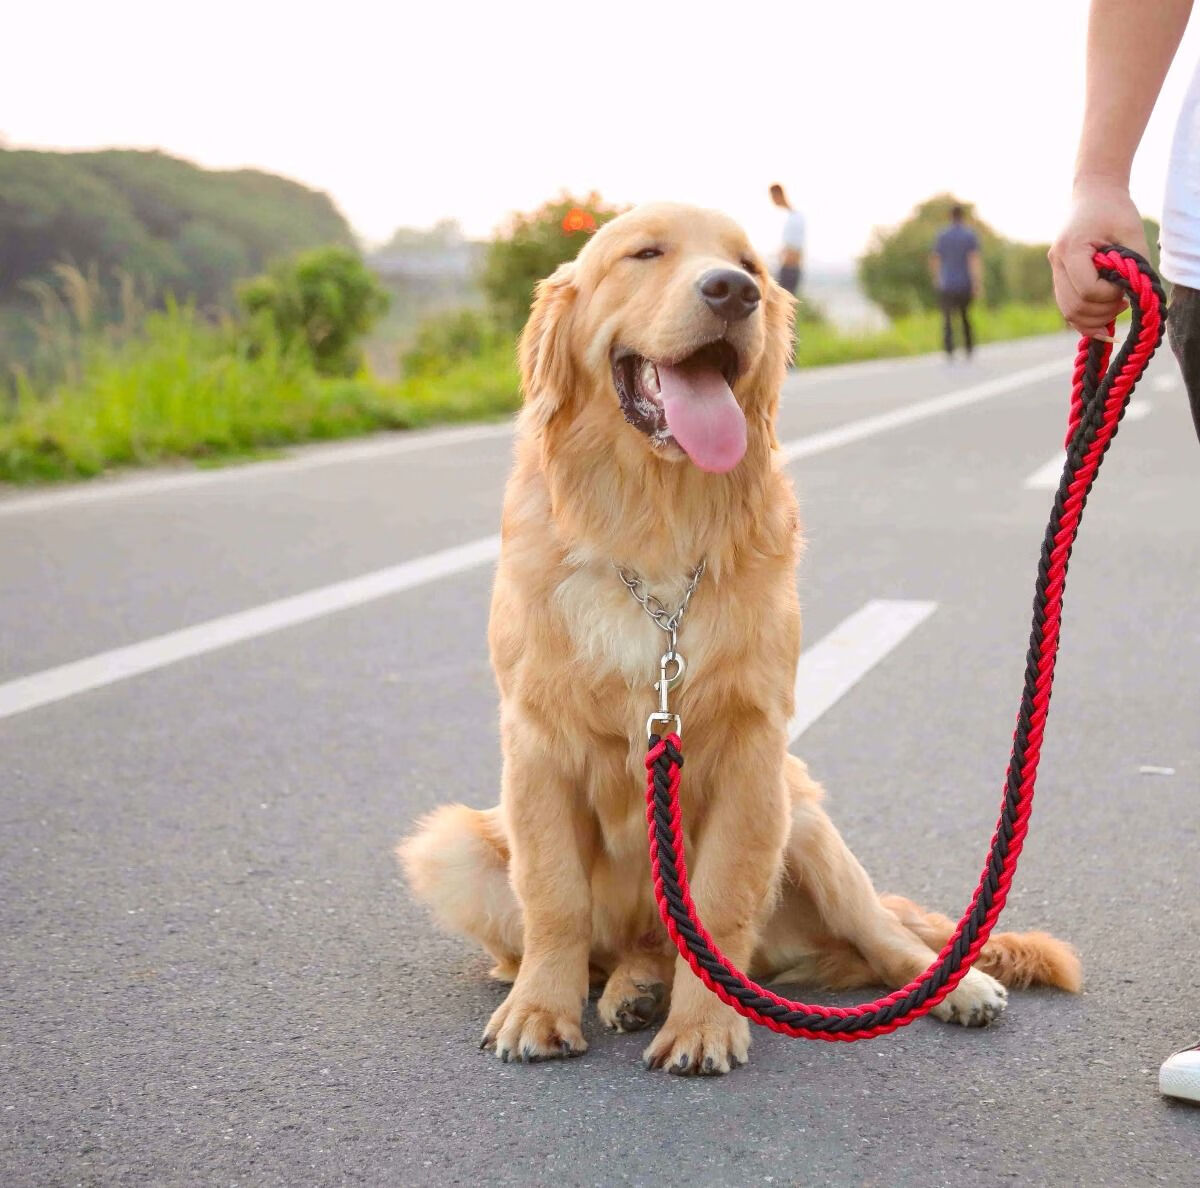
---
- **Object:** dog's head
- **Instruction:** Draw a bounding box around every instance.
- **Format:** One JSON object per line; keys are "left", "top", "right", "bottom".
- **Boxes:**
{"left": 519, "top": 202, "right": 795, "bottom": 474}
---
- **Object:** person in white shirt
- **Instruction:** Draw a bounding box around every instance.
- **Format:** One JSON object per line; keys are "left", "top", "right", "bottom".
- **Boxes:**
{"left": 1049, "top": 0, "right": 1199, "bottom": 1106}
{"left": 769, "top": 183, "right": 805, "bottom": 296}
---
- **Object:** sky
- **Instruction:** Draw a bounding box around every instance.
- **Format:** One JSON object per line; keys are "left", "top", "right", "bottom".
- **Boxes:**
{"left": 4, "top": 2, "right": 1199, "bottom": 266}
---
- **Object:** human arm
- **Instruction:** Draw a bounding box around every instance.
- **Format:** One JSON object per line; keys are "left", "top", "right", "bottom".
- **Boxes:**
{"left": 1049, "top": 0, "right": 1193, "bottom": 335}
{"left": 968, "top": 248, "right": 983, "bottom": 300}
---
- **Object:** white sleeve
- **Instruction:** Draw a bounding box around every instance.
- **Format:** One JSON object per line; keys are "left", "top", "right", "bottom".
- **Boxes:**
{"left": 782, "top": 211, "right": 806, "bottom": 250}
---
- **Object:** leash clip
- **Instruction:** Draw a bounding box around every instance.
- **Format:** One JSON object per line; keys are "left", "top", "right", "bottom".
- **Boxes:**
{"left": 647, "top": 649, "right": 685, "bottom": 740}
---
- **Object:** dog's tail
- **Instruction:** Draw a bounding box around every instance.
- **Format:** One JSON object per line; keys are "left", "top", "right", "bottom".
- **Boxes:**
{"left": 397, "top": 804, "right": 524, "bottom": 981}
{"left": 880, "top": 894, "right": 1082, "bottom": 992}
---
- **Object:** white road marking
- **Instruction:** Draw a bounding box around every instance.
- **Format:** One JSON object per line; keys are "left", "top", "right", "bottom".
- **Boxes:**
{"left": 778, "top": 359, "right": 1067, "bottom": 464}
{"left": 1021, "top": 400, "right": 1152, "bottom": 491}
{"left": 0, "top": 421, "right": 515, "bottom": 518}
{"left": 0, "top": 356, "right": 1063, "bottom": 718}
{"left": 0, "top": 535, "right": 501, "bottom": 721}
{"left": 788, "top": 600, "right": 938, "bottom": 743}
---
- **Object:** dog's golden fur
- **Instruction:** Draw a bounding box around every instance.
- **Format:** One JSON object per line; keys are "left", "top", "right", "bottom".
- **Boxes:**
{"left": 400, "top": 203, "right": 1080, "bottom": 1074}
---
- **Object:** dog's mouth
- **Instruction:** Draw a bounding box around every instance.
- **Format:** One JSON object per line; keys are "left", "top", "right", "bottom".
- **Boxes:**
{"left": 610, "top": 339, "right": 747, "bottom": 473}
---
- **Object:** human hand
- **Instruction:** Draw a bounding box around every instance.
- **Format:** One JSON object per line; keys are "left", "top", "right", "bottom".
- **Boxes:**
{"left": 1049, "top": 178, "right": 1149, "bottom": 337}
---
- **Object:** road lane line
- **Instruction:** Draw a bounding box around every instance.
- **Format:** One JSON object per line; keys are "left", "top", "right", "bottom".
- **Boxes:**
{"left": 0, "top": 422, "right": 516, "bottom": 518}
{"left": 778, "top": 359, "right": 1067, "bottom": 464}
{"left": 0, "top": 535, "right": 501, "bottom": 721}
{"left": 788, "top": 600, "right": 938, "bottom": 743}
{"left": 1021, "top": 400, "right": 1152, "bottom": 491}
{"left": 0, "top": 357, "right": 1064, "bottom": 718}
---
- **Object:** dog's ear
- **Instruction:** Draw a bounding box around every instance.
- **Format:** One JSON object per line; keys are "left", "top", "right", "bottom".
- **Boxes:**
{"left": 756, "top": 280, "right": 796, "bottom": 448}
{"left": 518, "top": 262, "right": 578, "bottom": 431}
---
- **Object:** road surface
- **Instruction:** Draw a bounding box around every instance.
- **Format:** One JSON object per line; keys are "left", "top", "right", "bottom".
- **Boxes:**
{"left": 2, "top": 333, "right": 1197, "bottom": 1186}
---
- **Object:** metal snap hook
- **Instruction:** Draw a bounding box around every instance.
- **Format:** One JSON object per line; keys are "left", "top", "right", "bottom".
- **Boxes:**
{"left": 658, "top": 650, "right": 686, "bottom": 691}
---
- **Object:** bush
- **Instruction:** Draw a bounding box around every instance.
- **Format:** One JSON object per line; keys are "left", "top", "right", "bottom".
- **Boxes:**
{"left": 480, "top": 193, "right": 623, "bottom": 331}
{"left": 0, "top": 299, "right": 520, "bottom": 483}
{"left": 858, "top": 193, "right": 1058, "bottom": 317}
{"left": 238, "top": 246, "right": 390, "bottom": 376}
{"left": 1141, "top": 216, "right": 1162, "bottom": 275}
{"left": 401, "top": 307, "right": 503, "bottom": 376}
{"left": 0, "top": 303, "right": 399, "bottom": 481}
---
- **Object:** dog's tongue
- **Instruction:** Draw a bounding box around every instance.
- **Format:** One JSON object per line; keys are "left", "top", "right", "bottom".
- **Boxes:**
{"left": 657, "top": 359, "right": 747, "bottom": 473}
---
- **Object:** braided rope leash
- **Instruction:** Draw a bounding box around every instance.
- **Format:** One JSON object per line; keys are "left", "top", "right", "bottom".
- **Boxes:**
{"left": 644, "top": 247, "right": 1165, "bottom": 1042}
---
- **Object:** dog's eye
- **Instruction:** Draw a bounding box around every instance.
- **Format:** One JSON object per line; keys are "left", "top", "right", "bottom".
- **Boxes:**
{"left": 631, "top": 247, "right": 663, "bottom": 261}
{"left": 740, "top": 257, "right": 759, "bottom": 275}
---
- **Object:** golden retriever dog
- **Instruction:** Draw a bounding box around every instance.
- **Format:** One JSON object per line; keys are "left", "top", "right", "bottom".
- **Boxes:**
{"left": 399, "top": 203, "right": 1080, "bottom": 1075}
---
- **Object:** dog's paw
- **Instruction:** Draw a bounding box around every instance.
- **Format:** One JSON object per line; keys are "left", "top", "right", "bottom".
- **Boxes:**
{"left": 642, "top": 1011, "right": 750, "bottom": 1075}
{"left": 598, "top": 971, "right": 668, "bottom": 1033}
{"left": 931, "top": 967, "right": 1008, "bottom": 1028}
{"left": 481, "top": 992, "right": 587, "bottom": 1063}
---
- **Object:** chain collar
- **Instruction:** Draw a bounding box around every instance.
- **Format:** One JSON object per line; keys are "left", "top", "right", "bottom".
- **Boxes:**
{"left": 614, "top": 560, "right": 705, "bottom": 738}
{"left": 614, "top": 560, "right": 706, "bottom": 653}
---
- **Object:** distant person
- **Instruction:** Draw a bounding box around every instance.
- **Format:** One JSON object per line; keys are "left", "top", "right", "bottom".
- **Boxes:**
{"left": 769, "top": 183, "right": 805, "bottom": 296}
{"left": 930, "top": 205, "right": 982, "bottom": 360}
{"left": 1048, "top": 0, "right": 1199, "bottom": 1107}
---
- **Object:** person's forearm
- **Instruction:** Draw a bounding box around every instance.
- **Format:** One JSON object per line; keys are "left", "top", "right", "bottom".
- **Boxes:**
{"left": 1075, "top": 0, "right": 1192, "bottom": 188}
{"left": 968, "top": 251, "right": 983, "bottom": 291}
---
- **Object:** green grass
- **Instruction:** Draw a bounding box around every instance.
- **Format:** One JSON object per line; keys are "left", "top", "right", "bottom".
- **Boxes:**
{"left": 0, "top": 301, "right": 1064, "bottom": 485}
{"left": 0, "top": 307, "right": 519, "bottom": 483}
{"left": 794, "top": 302, "right": 1066, "bottom": 367}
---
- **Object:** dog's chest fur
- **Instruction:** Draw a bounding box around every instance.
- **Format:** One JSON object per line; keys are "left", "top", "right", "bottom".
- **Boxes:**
{"left": 553, "top": 564, "right": 699, "bottom": 690}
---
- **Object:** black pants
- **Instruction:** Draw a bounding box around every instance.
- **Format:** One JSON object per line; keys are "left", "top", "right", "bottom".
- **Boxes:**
{"left": 777, "top": 265, "right": 802, "bottom": 296}
{"left": 940, "top": 290, "right": 973, "bottom": 356}
{"left": 1166, "top": 284, "right": 1200, "bottom": 445}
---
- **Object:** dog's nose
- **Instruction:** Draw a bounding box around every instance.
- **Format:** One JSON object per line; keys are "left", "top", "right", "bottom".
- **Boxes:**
{"left": 697, "top": 269, "right": 761, "bottom": 321}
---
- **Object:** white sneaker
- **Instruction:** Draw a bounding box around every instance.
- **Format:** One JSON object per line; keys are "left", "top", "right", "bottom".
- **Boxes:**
{"left": 1159, "top": 1041, "right": 1200, "bottom": 1103}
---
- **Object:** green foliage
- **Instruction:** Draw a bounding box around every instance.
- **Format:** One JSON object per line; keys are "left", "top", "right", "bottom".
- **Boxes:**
{"left": 793, "top": 302, "right": 1065, "bottom": 368}
{"left": 400, "top": 307, "right": 504, "bottom": 376}
{"left": 0, "top": 303, "right": 518, "bottom": 483}
{"left": 0, "top": 148, "right": 355, "bottom": 324}
{"left": 238, "top": 247, "right": 390, "bottom": 376}
{"left": 1142, "top": 216, "right": 1162, "bottom": 275}
{"left": 0, "top": 294, "right": 1065, "bottom": 485}
{"left": 0, "top": 304, "right": 376, "bottom": 480}
{"left": 999, "top": 241, "right": 1055, "bottom": 306}
{"left": 481, "top": 193, "right": 623, "bottom": 331}
{"left": 858, "top": 194, "right": 1056, "bottom": 318}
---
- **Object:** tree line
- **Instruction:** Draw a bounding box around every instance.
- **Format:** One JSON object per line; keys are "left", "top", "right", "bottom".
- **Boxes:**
{"left": 858, "top": 192, "right": 1160, "bottom": 319}
{"left": 0, "top": 148, "right": 354, "bottom": 312}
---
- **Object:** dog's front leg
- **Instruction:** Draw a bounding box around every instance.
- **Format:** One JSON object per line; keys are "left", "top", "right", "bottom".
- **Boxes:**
{"left": 482, "top": 722, "right": 594, "bottom": 1062}
{"left": 643, "top": 730, "right": 790, "bottom": 1075}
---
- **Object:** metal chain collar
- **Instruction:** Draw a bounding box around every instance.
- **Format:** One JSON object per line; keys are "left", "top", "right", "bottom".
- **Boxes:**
{"left": 614, "top": 560, "right": 706, "bottom": 738}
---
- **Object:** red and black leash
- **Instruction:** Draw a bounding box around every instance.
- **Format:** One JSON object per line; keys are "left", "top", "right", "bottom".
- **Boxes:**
{"left": 645, "top": 246, "right": 1166, "bottom": 1042}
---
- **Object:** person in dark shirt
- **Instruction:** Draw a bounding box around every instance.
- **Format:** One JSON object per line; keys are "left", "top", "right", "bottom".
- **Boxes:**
{"left": 930, "top": 205, "right": 983, "bottom": 359}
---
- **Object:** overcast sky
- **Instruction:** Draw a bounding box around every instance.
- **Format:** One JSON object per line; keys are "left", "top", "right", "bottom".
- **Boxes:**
{"left": 4, "top": 2, "right": 1199, "bottom": 265}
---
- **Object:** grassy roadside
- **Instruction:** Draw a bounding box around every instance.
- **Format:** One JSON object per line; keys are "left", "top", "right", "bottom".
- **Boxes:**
{"left": 793, "top": 301, "right": 1066, "bottom": 367}
{"left": 0, "top": 302, "right": 1064, "bottom": 485}
{"left": 0, "top": 308, "right": 520, "bottom": 483}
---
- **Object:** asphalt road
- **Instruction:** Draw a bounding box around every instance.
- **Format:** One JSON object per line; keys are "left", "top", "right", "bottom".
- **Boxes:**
{"left": 2, "top": 333, "right": 1198, "bottom": 1187}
